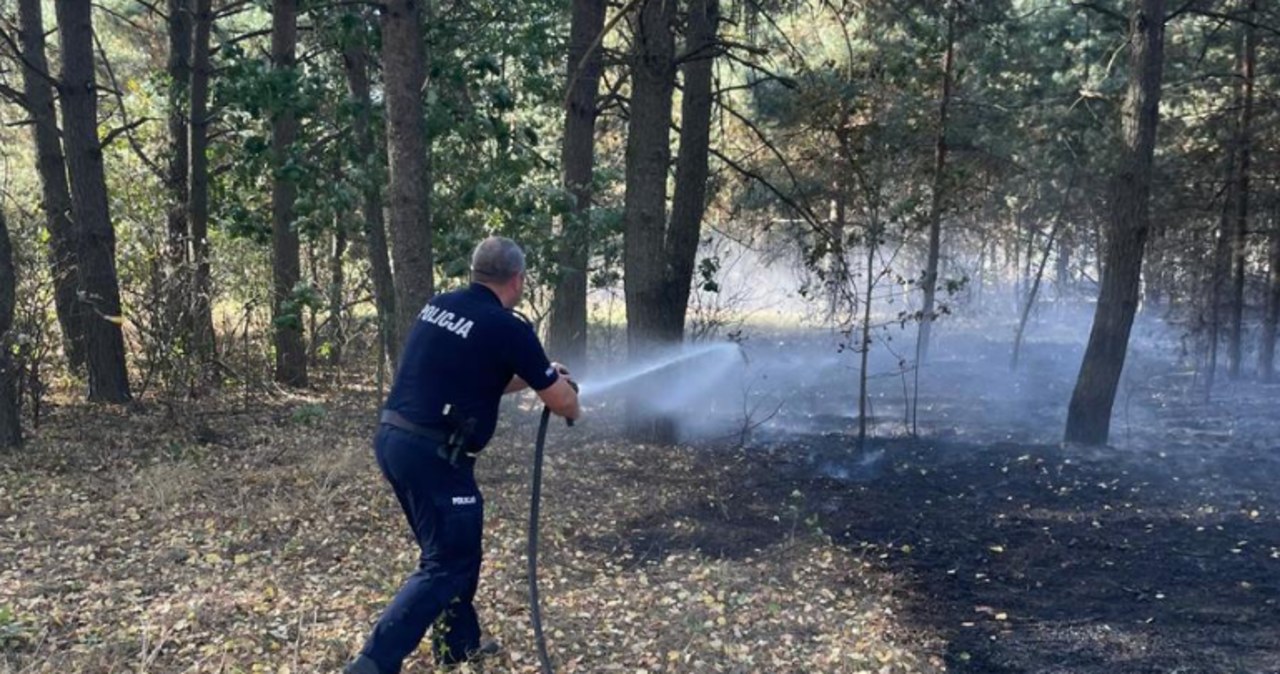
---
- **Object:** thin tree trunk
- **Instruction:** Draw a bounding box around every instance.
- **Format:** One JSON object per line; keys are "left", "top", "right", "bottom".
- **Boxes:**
{"left": 18, "top": 0, "right": 86, "bottom": 372}
{"left": 341, "top": 23, "right": 399, "bottom": 368}
{"left": 1227, "top": 0, "right": 1256, "bottom": 380}
{"left": 1205, "top": 176, "right": 1233, "bottom": 400}
{"left": 548, "top": 0, "right": 607, "bottom": 370}
{"left": 271, "top": 0, "right": 307, "bottom": 387}
{"left": 1056, "top": 228, "right": 1072, "bottom": 295}
{"left": 55, "top": 0, "right": 132, "bottom": 403}
{"left": 916, "top": 0, "right": 956, "bottom": 363}
{"left": 189, "top": 0, "right": 216, "bottom": 361}
{"left": 1260, "top": 203, "right": 1279, "bottom": 381}
{"left": 857, "top": 229, "right": 875, "bottom": 453}
{"left": 1064, "top": 0, "right": 1165, "bottom": 445}
{"left": 328, "top": 225, "right": 348, "bottom": 366}
{"left": 166, "top": 0, "right": 193, "bottom": 341}
{"left": 622, "top": 0, "right": 677, "bottom": 354}
{"left": 1013, "top": 173, "right": 1076, "bottom": 370}
{"left": 0, "top": 209, "right": 20, "bottom": 449}
{"left": 382, "top": 0, "right": 434, "bottom": 351}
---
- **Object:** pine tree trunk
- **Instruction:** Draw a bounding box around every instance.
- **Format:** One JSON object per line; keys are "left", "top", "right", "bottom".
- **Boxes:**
{"left": 55, "top": 0, "right": 132, "bottom": 403}
{"left": 342, "top": 26, "right": 399, "bottom": 368}
{"left": 1064, "top": 0, "right": 1165, "bottom": 445}
{"left": 916, "top": 0, "right": 956, "bottom": 363}
{"left": 622, "top": 0, "right": 677, "bottom": 355}
{"left": 1205, "top": 168, "right": 1234, "bottom": 400}
{"left": 1260, "top": 205, "right": 1279, "bottom": 381}
{"left": 19, "top": 0, "right": 86, "bottom": 372}
{"left": 271, "top": 0, "right": 307, "bottom": 387}
{"left": 166, "top": 0, "right": 193, "bottom": 342}
{"left": 189, "top": 0, "right": 217, "bottom": 361}
{"left": 0, "top": 209, "right": 20, "bottom": 449}
{"left": 382, "top": 0, "right": 434, "bottom": 350}
{"left": 1227, "top": 1, "right": 1256, "bottom": 380}
{"left": 663, "top": 0, "right": 718, "bottom": 337}
{"left": 328, "top": 225, "right": 348, "bottom": 366}
{"left": 547, "top": 0, "right": 606, "bottom": 370}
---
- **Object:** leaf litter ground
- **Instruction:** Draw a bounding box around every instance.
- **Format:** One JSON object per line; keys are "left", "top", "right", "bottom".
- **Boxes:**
{"left": 2, "top": 331, "right": 1278, "bottom": 673}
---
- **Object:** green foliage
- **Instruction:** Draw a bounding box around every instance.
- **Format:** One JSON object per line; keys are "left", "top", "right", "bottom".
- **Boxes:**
{"left": 290, "top": 402, "right": 327, "bottom": 426}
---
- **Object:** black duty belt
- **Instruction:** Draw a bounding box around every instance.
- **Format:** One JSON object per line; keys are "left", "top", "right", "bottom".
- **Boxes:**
{"left": 379, "top": 410, "right": 478, "bottom": 466}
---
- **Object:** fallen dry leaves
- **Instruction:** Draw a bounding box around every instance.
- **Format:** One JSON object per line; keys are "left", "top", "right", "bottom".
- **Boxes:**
{"left": 0, "top": 389, "right": 943, "bottom": 674}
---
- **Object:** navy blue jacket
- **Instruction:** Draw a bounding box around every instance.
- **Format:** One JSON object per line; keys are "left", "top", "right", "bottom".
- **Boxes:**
{"left": 384, "top": 283, "right": 558, "bottom": 450}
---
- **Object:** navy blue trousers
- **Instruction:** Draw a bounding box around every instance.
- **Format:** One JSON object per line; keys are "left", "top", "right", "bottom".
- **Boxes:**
{"left": 360, "top": 426, "right": 484, "bottom": 673}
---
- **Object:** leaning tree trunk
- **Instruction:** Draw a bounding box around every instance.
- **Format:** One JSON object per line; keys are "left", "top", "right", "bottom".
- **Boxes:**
{"left": 1012, "top": 172, "right": 1076, "bottom": 370}
{"left": 547, "top": 0, "right": 607, "bottom": 370}
{"left": 271, "top": 0, "right": 308, "bottom": 387}
{"left": 916, "top": 0, "right": 956, "bottom": 364}
{"left": 19, "top": 0, "right": 86, "bottom": 372}
{"left": 1227, "top": 0, "right": 1256, "bottom": 380}
{"left": 55, "top": 0, "right": 133, "bottom": 403}
{"left": 188, "top": 0, "right": 217, "bottom": 361}
{"left": 1260, "top": 204, "right": 1280, "bottom": 381}
{"left": 662, "top": 0, "right": 719, "bottom": 338}
{"left": 342, "top": 24, "right": 399, "bottom": 368}
{"left": 0, "top": 209, "right": 20, "bottom": 449}
{"left": 1064, "top": 0, "right": 1165, "bottom": 445}
{"left": 166, "top": 0, "right": 193, "bottom": 341}
{"left": 622, "top": 0, "right": 677, "bottom": 355}
{"left": 382, "top": 0, "right": 434, "bottom": 351}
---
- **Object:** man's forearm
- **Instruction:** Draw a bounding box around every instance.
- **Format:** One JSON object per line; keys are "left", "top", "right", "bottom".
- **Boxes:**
{"left": 504, "top": 376, "right": 529, "bottom": 394}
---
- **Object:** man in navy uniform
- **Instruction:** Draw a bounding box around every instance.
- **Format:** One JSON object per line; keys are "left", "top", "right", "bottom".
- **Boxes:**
{"left": 346, "top": 237, "right": 581, "bottom": 674}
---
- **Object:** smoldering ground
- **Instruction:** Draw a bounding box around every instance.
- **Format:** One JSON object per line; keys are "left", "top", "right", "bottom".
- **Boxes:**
{"left": 551, "top": 294, "right": 1280, "bottom": 673}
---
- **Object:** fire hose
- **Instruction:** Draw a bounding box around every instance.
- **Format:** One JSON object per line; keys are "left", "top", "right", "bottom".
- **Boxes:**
{"left": 527, "top": 381, "right": 576, "bottom": 674}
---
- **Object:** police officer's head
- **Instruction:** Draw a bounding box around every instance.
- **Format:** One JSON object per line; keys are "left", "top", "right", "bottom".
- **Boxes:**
{"left": 470, "top": 236, "right": 527, "bottom": 308}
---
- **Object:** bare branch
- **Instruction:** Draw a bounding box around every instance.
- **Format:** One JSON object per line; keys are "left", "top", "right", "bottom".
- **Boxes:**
{"left": 1070, "top": 1, "right": 1128, "bottom": 24}
{"left": 1184, "top": 7, "right": 1280, "bottom": 37}
{"left": 0, "top": 81, "right": 29, "bottom": 109}
{"left": 0, "top": 23, "right": 62, "bottom": 90}
{"left": 132, "top": 0, "right": 167, "bottom": 20}
{"left": 100, "top": 117, "right": 151, "bottom": 148}
{"left": 92, "top": 27, "right": 165, "bottom": 180}
{"left": 93, "top": 2, "right": 152, "bottom": 33}
{"left": 212, "top": 27, "right": 272, "bottom": 54}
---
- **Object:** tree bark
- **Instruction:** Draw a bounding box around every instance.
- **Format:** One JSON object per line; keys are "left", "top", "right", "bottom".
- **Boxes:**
{"left": 621, "top": 0, "right": 684, "bottom": 354}
{"left": 916, "top": 0, "right": 956, "bottom": 364}
{"left": 271, "top": 0, "right": 308, "bottom": 387}
{"left": 621, "top": 0, "right": 676, "bottom": 440}
{"left": 382, "top": 0, "right": 434, "bottom": 351}
{"left": 0, "top": 209, "right": 20, "bottom": 449}
{"left": 166, "top": 0, "right": 193, "bottom": 341}
{"left": 663, "top": 0, "right": 718, "bottom": 338}
{"left": 55, "top": 0, "right": 132, "bottom": 403}
{"left": 189, "top": 0, "right": 217, "bottom": 361}
{"left": 18, "top": 0, "right": 86, "bottom": 372}
{"left": 1064, "top": 0, "right": 1165, "bottom": 445}
{"left": 342, "top": 24, "right": 399, "bottom": 368}
{"left": 547, "top": 0, "right": 607, "bottom": 370}
{"left": 328, "top": 225, "right": 348, "bottom": 366}
{"left": 1205, "top": 155, "right": 1235, "bottom": 400}
{"left": 1260, "top": 205, "right": 1279, "bottom": 381}
{"left": 1226, "top": 0, "right": 1256, "bottom": 380}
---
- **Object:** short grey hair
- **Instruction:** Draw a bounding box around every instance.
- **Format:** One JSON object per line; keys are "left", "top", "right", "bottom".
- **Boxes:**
{"left": 470, "top": 236, "right": 526, "bottom": 283}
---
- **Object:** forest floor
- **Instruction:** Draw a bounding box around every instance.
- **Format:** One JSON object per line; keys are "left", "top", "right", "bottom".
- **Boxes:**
{"left": 2, "top": 322, "right": 1279, "bottom": 673}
